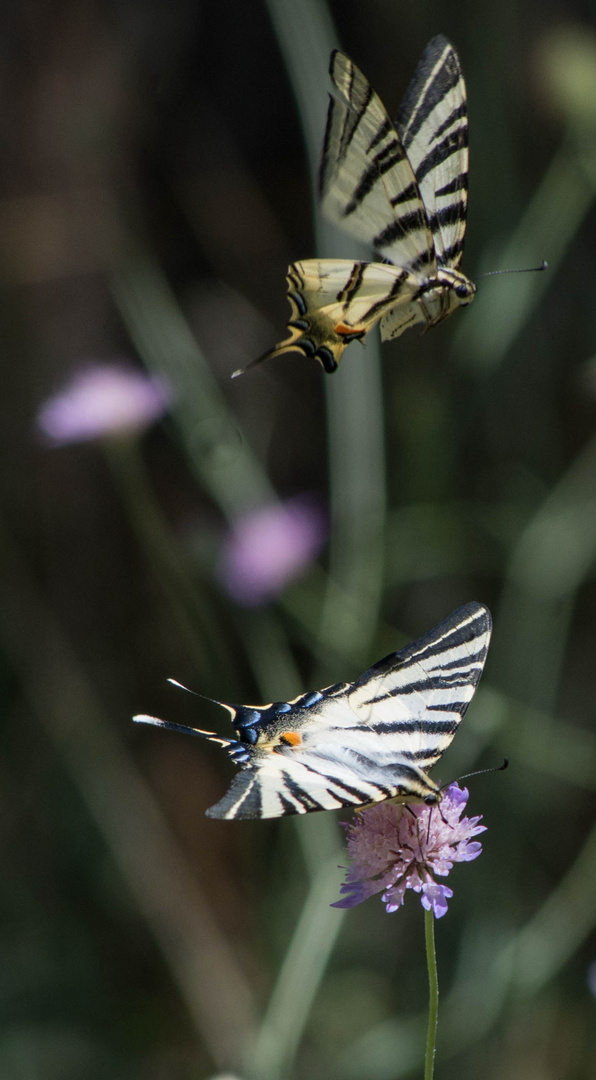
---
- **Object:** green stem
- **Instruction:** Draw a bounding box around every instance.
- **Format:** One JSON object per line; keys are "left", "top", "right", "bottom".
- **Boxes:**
{"left": 424, "top": 907, "right": 439, "bottom": 1080}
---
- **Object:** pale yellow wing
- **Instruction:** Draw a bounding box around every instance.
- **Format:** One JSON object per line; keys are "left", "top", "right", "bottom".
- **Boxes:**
{"left": 233, "top": 259, "right": 419, "bottom": 375}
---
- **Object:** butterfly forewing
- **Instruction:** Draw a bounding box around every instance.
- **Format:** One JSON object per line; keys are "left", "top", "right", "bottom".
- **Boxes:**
{"left": 396, "top": 35, "right": 469, "bottom": 269}
{"left": 347, "top": 602, "right": 492, "bottom": 775}
{"left": 320, "top": 51, "right": 435, "bottom": 273}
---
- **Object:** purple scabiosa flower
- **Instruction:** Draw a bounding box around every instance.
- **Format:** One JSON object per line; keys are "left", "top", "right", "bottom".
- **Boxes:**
{"left": 37, "top": 363, "right": 171, "bottom": 445}
{"left": 332, "top": 783, "right": 485, "bottom": 919}
{"left": 219, "top": 496, "right": 326, "bottom": 606}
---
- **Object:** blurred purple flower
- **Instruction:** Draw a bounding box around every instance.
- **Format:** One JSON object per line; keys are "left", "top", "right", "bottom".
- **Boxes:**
{"left": 219, "top": 496, "right": 326, "bottom": 606}
{"left": 587, "top": 960, "right": 596, "bottom": 997}
{"left": 37, "top": 363, "right": 171, "bottom": 444}
{"left": 332, "top": 783, "right": 485, "bottom": 918}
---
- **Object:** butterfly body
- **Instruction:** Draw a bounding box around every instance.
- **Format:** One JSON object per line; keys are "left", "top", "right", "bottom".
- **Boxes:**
{"left": 134, "top": 602, "right": 491, "bottom": 820}
{"left": 242, "top": 36, "right": 474, "bottom": 376}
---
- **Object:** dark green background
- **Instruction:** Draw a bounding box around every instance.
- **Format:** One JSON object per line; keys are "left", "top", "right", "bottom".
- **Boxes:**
{"left": 1, "top": 1, "right": 595, "bottom": 1077}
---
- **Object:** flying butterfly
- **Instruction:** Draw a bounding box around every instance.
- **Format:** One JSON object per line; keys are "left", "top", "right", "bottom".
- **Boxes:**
{"left": 134, "top": 602, "right": 491, "bottom": 820}
{"left": 234, "top": 35, "right": 475, "bottom": 377}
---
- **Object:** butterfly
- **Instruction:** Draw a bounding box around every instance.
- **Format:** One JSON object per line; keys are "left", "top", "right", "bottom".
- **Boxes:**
{"left": 133, "top": 601, "right": 491, "bottom": 820}
{"left": 234, "top": 36, "right": 475, "bottom": 377}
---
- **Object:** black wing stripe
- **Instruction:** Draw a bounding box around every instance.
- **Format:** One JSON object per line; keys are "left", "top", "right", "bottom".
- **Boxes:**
{"left": 437, "top": 240, "right": 465, "bottom": 266}
{"left": 279, "top": 790, "right": 304, "bottom": 815}
{"left": 426, "top": 701, "right": 471, "bottom": 713}
{"left": 337, "top": 260, "right": 366, "bottom": 305}
{"left": 435, "top": 174, "right": 468, "bottom": 197}
{"left": 428, "top": 201, "right": 467, "bottom": 230}
{"left": 433, "top": 647, "right": 488, "bottom": 670}
{"left": 400, "top": 58, "right": 461, "bottom": 149}
{"left": 358, "top": 271, "right": 409, "bottom": 322}
{"left": 367, "top": 115, "right": 393, "bottom": 152}
{"left": 344, "top": 141, "right": 409, "bottom": 215}
{"left": 206, "top": 771, "right": 262, "bottom": 819}
{"left": 296, "top": 757, "right": 380, "bottom": 802}
{"left": 415, "top": 127, "right": 469, "bottom": 186}
{"left": 283, "top": 774, "right": 324, "bottom": 812}
{"left": 389, "top": 180, "right": 421, "bottom": 207}
{"left": 432, "top": 101, "right": 468, "bottom": 142}
{"left": 337, "top": 96, "right": 369, "bottom": 163}
{"left": 404, "top": 249, "right": 436, "bottom": 273}
{"left": 373, "top": 211, "right": 430, "bottom": 247}
{"left": 393, "top": 747, "right": 451, "bottom": 762}
{"left": 361, "top": 719, "right": 459, "bottom": 735}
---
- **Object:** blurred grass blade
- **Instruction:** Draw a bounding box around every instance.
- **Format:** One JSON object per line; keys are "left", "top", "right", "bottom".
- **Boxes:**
{"left": 265, "top": 0, "right": 387, "bottom": 668}
{"left": 246, "top": 840, "right": 344, "bottom": 1080}
{"left": 454, "top": 137, "right": 596, "bottom": 372}
{"left": 493, "top": 432, "right": 596, "bottom": 709}
{"left": 111, "top": 252, "right": 274, "bottom": 518}
{"left": 510, "top": 817, "right": 596, "bottom": 995}
{"left": 0, "top": 516, "right": 257, "bottom": 1072}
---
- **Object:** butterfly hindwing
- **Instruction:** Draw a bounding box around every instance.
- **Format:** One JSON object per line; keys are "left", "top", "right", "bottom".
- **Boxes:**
{"left": 249, "top": 259, "right": 419, "bottom": 374}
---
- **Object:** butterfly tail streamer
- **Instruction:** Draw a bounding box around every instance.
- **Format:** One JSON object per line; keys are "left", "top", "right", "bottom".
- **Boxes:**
{"left": 133, "top": 714, "right": 233, "bottom": 748}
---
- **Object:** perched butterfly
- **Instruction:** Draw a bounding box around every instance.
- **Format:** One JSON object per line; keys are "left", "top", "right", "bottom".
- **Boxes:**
{"left": 134, "top": 602, "right": 491, "bottom": 820}
{"left": 235, "top": 36, "right": 475, "bottom": 377}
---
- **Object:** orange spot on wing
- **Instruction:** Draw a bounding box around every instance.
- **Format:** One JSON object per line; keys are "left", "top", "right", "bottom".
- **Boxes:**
{"left": 335, "top": 322, "right": 355, "bottom": 335}
{"left": 280, "top": 731, "right": 302, "bottom": 747}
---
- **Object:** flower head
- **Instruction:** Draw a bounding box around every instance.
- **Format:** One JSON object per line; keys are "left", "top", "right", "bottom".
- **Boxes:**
{"left": 37, "top": 363, "right": 171, "bottom": 445}
{"left": 332, "top": 783, "right": 485, "bottom": 918}
{"left": 218, "top": 495, "right": 326, "bottom": 606}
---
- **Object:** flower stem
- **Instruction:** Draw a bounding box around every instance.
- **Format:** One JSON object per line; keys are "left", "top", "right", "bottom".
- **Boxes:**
{"left": 424, "top": 907, "right": 439, "bottom": 1080}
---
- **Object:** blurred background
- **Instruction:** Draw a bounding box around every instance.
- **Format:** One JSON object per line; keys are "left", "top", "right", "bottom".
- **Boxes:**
{"left": 2, "top": 0, "right": 596, "bottom": 1077}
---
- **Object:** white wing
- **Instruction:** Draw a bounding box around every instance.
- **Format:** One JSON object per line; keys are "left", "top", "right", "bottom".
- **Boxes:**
{"left": 203, "top": 602, "right": 491, "bottom": 819}
{"left": 396, "top": 35, "right": 469, "bottom": 268}
{"left": 319, "top": 50, "right": 436, "bottom": 274}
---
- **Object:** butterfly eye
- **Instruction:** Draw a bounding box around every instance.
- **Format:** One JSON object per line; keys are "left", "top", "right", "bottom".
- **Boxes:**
{"left": 454, "top": 283, "right": 470, "bottom": 298}
{"left": 424, "top": 794, "right": 438, "bottom": 805}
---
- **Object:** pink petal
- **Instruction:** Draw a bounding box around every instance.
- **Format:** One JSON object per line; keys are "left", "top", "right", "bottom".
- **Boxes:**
{"left": 38, "top": 363, "right": 171, "bottom": 444}
{"left": 219, "top": 496, "right": 326, "bottom": 605}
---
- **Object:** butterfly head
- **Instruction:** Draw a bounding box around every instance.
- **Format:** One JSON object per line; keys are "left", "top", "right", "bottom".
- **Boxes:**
{"left": 453, "top": 278, "right": 476, "bottom": 304}
{"left": 436, "top": 267, "right": 476, "bottom": 308}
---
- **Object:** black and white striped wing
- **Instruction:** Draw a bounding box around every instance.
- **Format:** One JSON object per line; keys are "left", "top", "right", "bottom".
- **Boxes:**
{"left": 134, "top": 604, "right": 490, "bottom": 820}
{"left": 319, "top": 50, "right": 436, "bottom": 274}
{"left": 396, "top": 35, "right": 469, "bottom": 269}
{"left": 347, "top": 602, "right": 491, "bottom": 775}
{"left": 134, "top": 602, "right": 489, "bottom": 820}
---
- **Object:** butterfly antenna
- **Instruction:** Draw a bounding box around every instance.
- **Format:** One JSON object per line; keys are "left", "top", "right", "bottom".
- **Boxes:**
{"left": 479, "top": 261, "right": 548, "bottom": 278}
{"left": 168, "top": 678, "right": 227, "bottom": 710}
{"left": 441, "top": 758, "right": 509, "bottom": 792}
{"left": 168, "top": 678, "right": 199, "bottom": 696}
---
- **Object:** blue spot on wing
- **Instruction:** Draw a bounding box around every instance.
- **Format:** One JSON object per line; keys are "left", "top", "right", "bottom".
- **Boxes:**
{"left": 301, "top": 691, "right": 324, "bottom": 707}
